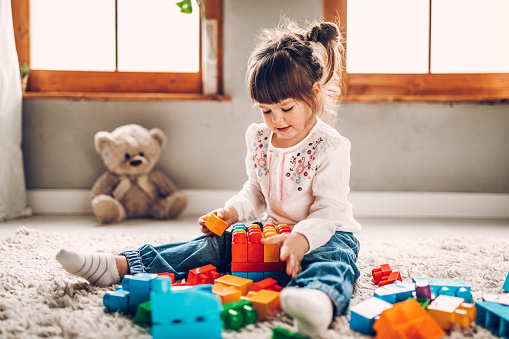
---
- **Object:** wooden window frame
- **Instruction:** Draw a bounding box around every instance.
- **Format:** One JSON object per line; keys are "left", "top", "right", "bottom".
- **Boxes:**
{"left": 324, "top": 0, "right": 509, "bottom": 103}
{"left": 12, "top": 0, "right": 227, "bottom": 101}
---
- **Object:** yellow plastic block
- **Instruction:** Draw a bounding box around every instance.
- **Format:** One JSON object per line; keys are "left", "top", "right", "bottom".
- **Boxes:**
{"left": 243, "top": 289, "right": 280, "bottom": 321}
{"left": 212, "top": 283, "right": 242, "bottom": 304}
{"left": 427, "top": 295, "right": 477, "bottom": 330}
{"left": 214, "top": 275, "right": 253, "bottom": 296}
{"left": 263, "top": 232, "right": 280, "bottom": 263}
{"left": 204, "top": 213, "right": 229, "bottom": 236}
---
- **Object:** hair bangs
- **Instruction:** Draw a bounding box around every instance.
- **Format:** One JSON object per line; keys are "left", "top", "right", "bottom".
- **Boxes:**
{"left": 250, "top": 52, "right": 310, "bottom": 105}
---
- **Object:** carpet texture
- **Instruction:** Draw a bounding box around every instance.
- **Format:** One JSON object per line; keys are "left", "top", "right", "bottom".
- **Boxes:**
{"left": 0, "top": 226, "right": 507, "bottom": 339}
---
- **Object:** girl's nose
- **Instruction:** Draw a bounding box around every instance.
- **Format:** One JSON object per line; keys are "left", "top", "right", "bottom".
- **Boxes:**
{"left": 272, "top": 112, "right": 284, "bottom": 122}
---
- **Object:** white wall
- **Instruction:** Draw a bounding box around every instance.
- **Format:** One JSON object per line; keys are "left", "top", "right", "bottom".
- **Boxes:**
{"left": 21, "top": 0, "right": 509, "bottom": 194}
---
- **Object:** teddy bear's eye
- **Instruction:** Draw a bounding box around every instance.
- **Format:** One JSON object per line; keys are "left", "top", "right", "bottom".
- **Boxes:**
{"left": 125, "top": 153, "right": 131, "bottom": 160}
{"left": 139, "top": 152, "right": 144, "bottom": 157}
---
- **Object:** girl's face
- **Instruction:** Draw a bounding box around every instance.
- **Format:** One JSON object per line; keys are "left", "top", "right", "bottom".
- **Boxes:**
{"left": 258, "top": 98, "right": 316, "bottom": 148}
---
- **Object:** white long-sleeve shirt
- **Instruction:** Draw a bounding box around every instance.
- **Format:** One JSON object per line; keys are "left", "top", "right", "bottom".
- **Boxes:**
{"left": 225, "top": 119, "right": 361, "bottom": 253}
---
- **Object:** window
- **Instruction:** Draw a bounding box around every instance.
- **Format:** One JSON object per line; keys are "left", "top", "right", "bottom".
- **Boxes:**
{"left": 12, "top": 0, "right": 225, "bottom": 100}
{"left": 324, "top": 0, "right": 509, "bottom": 102}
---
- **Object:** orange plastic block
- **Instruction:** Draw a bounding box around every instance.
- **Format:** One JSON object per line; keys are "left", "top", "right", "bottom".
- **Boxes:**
{"left": 248, "top": 225, "right": 264, "bottom": 263}
{"left": 263, "top": 229, "right": 280, "bottom": 263}
{"left": 374, "top": 299, "right": 445, "bottom": 339}
{"left": 232, "top": 230, "right": 248, "bottom": 262}
{"left": 212, "top": 283, "right": 242, "bottom": 304}
{"left": 427, "top": 295, "right": 476, "bottom": 330}
{"left": 252, "top": 278, "right": 283, "bottom": 292}
{"left": 243, "top": 289, "right": 281, "bottom": 321}
{"left": 204, "top": 213, "right": 229, "bottom": 236}
{"left": 214, "top": 274, "right": 253, "bottom": 296}
{"left": 187, "top": 264, "right": 220, "bottom": 285}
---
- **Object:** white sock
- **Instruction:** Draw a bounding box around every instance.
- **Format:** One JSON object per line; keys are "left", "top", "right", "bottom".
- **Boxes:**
{"left": 280, "top": 287, "right": 333, "bottom": 337}
{"left": 56, "top": 249, "right": 121, "bottom": 286}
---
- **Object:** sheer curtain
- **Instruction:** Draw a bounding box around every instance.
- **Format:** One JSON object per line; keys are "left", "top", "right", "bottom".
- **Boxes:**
{"left": 0, "top": 0, "right": 31, "bottom": 221}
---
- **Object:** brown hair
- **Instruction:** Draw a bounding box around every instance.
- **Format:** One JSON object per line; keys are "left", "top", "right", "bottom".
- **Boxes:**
{"left": 247, "top": 19, "right": 344, "bottom": 125}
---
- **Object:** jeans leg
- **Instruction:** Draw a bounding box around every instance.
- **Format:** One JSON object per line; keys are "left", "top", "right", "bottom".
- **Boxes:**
{"left": 120, "top": 232, "right": 232, "bottom": 280}
{"left": 287, "top": 231, "right": 360, "bottom": 316}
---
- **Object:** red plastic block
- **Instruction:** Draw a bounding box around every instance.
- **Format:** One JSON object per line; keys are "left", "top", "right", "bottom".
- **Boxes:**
{"left": 232, "top": 229, "right": 248, "bottom": 263}
{"left": 157, "top": 272, "right": 175, "bottom": 284}
{"left": 379, "top": 271, "right": 402, "bottom": 287}
{"left": 372, "top": 264, "right": 402, "bottom": 286}
{"left": 231, "top": 262, "right": 286, "bottom": 273}
{"left": 253, "top": 278, "right": 283, "bottom": 292}
{"left": 248, "top": 225, "right": 264, "bottom": 263}
{"left": 187, "top": 264, "right": 220, "bottom": 285}
{"left": 277, "top": 224, "right": 292, "bottom": 234}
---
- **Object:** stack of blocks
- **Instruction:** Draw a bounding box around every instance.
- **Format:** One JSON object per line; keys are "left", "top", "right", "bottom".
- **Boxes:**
{"left": 231, "top": 223, "right": 291, "bottom": 285}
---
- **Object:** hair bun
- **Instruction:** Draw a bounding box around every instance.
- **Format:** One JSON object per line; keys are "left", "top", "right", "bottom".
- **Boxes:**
{"left": 307, "top": 22, "right": 339, "bottom": 45}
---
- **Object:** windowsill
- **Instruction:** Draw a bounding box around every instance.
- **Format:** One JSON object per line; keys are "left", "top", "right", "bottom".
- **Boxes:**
{"left": 22, "top": 91, "right": 231, "bottom": 101}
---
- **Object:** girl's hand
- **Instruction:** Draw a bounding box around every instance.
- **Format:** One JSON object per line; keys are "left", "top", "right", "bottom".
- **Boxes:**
{"left": 262, "top": 232, "right": 309, "bottom": 278}
{"left": 198, "top": 206, "right": 239, "bottom": 236}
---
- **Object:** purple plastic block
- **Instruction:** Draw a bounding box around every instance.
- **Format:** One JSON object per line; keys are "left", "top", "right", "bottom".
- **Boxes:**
{"left": 415, "top": 280, "right": 432, "bottom": 299}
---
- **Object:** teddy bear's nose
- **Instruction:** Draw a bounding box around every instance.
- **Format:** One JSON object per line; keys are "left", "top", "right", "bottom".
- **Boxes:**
{"left": 130, "top": 160, "right": 142, "bottom": 167}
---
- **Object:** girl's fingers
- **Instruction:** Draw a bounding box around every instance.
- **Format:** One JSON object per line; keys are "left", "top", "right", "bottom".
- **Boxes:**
{"left": 262, "top": 234, "right": 288, "bottom": 246}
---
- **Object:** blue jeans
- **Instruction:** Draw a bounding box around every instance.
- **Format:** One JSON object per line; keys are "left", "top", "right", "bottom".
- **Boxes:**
{"left": 120, "top": 231, "right": 360, "bottom": 316}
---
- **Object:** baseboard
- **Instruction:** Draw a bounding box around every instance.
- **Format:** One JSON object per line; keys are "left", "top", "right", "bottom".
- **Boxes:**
{"left": 26, "top": 189, "right": 509, "bottom": 219}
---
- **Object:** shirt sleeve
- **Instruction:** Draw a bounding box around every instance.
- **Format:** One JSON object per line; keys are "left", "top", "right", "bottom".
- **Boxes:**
{"left": 291, "top": 135, "right": 360, "bottom": 253}
{"left": 224, "top": 124, "right": 267, "bottom": 221}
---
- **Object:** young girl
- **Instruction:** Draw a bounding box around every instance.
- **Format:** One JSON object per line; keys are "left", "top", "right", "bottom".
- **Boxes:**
{"left": 56, "top": 19, "right": 361, "bottom": 337}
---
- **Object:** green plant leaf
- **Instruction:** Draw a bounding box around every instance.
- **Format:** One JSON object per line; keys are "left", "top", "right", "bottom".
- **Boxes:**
{"left": 176, "top": 0, "right": 193, "bottom": 14}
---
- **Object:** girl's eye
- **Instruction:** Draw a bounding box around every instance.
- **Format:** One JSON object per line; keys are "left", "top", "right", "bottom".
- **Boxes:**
{"left": 282, "top": 106, "right": 294, "bottom": 112}
{"left": 262, "top": 110, "right": 272, "bottom": 114}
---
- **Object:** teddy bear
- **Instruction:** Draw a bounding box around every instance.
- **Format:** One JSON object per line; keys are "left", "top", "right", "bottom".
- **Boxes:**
{"left": 91, "top": 124, "right": 188, "bottom": 224}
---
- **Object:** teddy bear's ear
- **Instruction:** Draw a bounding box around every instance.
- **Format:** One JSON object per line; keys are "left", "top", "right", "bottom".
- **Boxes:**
{"left": 94, "top": 131, "right": 114, "bottom": 153}
{"left": 149, "top": 128, "right": 167, "bottom": 149}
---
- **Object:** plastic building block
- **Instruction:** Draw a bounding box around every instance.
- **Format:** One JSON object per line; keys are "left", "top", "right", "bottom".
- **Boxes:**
{"left": 475, "top": 301, "right": 509, "bottom": 338}
{"left": 247, "top": 224, "right": 264, "bottom": 263}
{"left": 372, "top": 264, "right": 402, "bottom": 287}
{"left": 243, "top": 289, "right": 280, "bottom": 321}
{"left": 221, "top": 299, "right": 258, "bottom": 330}
{"left": 483, "top": 293, "right": 509, "bottom": 306}
{"left": 349, "top": 297, "right": 392, "bottom": 335}
{"left": 103, "top": 288, "right": 130, "bottom": 314}
{"left": 150, "top": 276, "right": 222, "bottom": 339}
{"left": 187, "top": 264, "right": 220, "bottom": 285}
{"left": 204, "top": 212, "right": 229, "bottom": 237}
{"left": 373, "top": 299, "right": 445, "bottom": 339}
{"left": 253, "top": 278, "right": 283, "bottom": 292}
{"left": 427, "top": 295, "right": 476, "bottom": 330}
{"left": 214, "top": 274, "right": 253, "bottom": 296}
{"left": 212, "top": 282, "right": 242, "bottom": 304}
{"left": 412, "top": 277, "right": 473, "bottom": 303}
{"left": 122, "top": 273, "right": 158, "bottom": 315}
{"left": 232, "top": 226, "right": 248, "bottom": 263}
{"left": 231, "top": 262, "right": 286, "bottom": 273}
{"left": 374, "top": 281, "right": 416, "bottom": 304}
{"left": 157, "top": 272, "right": 175, "bottom": 284}
{"left": 413, "top": 279, "right": 433, "bottom": 300}
{"left": 263, "top": 225, "right": 280, "bottom": 262}
{"left": 247, "top": 272, "right": 264, "bottom": 282}
{"left": 133, "top": 301, "right": 151, "bottom": 326}
{"left": 271, "top": 327, "right": 308, "bottom": 339}
{"left": 503, "top": 272, "right": 509, "bottom": 292}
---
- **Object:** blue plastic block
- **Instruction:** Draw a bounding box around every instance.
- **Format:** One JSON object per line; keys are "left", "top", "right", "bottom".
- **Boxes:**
{"left": 247, "top": 272, "right": 264, "bottom": 282}
{"left": 503, "top": 272, "right": 509, "bottom": 292}
{"left": 413, "top": 277, "right": 472, "bottom": 303}
{"left": 151, "top": 276, "right": 222, "bottom": 339}
{"left": 374, "top": 281, "right": 415, "bottom": 304}
{"left": 349, "top": 297, "right": 393, "bottom": 335}
{"left": 476, "top": 301, "right": 509, "bottom": 338}
{"left": 232, "top": 272, "right": 248, "bottom": 279}
{"left": 103, "top": 288, "right": 130, "bottom": 314}
{"left": 232, "top": 223, "right": 246, "bottom": 231}
{"left": 122, "top": 273, "right": 158, "bottom": 315}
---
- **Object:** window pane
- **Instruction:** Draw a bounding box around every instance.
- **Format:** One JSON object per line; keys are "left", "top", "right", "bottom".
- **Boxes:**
{"left": 431, "top": 0, "right": 509, "bottom": 73}
{"left": 117, "top": 0, "right": 200, "bottom": 73}
{"left": 30, "top": 0, "right": 116, "bottom": 71}
{"left": 346, "top": 0, "right": 429, "bottom": 73}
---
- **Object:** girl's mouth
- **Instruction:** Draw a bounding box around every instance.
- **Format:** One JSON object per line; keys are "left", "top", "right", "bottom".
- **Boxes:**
{"left": 276, "top": 126, "right": 291, "bottom": 133}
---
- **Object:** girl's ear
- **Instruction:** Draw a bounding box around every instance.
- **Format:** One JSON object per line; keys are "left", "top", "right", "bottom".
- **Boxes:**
{"left": 312, "top": 81, "right": 322, "bottom": 97}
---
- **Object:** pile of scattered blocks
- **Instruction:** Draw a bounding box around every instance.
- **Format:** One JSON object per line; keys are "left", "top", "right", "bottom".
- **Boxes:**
{"left": 349, "top": 264, "right": 509, "bottom": 338}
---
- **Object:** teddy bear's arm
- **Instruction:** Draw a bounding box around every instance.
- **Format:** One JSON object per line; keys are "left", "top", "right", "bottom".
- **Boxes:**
{"left": 91, "top": 172, "right": 121, "bottom": 197}
{"left": 149, "top": 170, "right": 180, "bottom": 197}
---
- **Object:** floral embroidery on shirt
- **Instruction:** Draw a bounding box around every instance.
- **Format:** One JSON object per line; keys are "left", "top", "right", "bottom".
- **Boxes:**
{"left": 252, "top": 129, "right": 270, "bottom": 177}
{"left": 286, "top": 137, "right": 323, "bottom": 191}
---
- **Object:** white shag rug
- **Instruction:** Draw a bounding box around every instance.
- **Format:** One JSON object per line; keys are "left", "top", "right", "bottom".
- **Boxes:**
{"left": 0, "top": 226, "right": 508, "bottom": 339}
